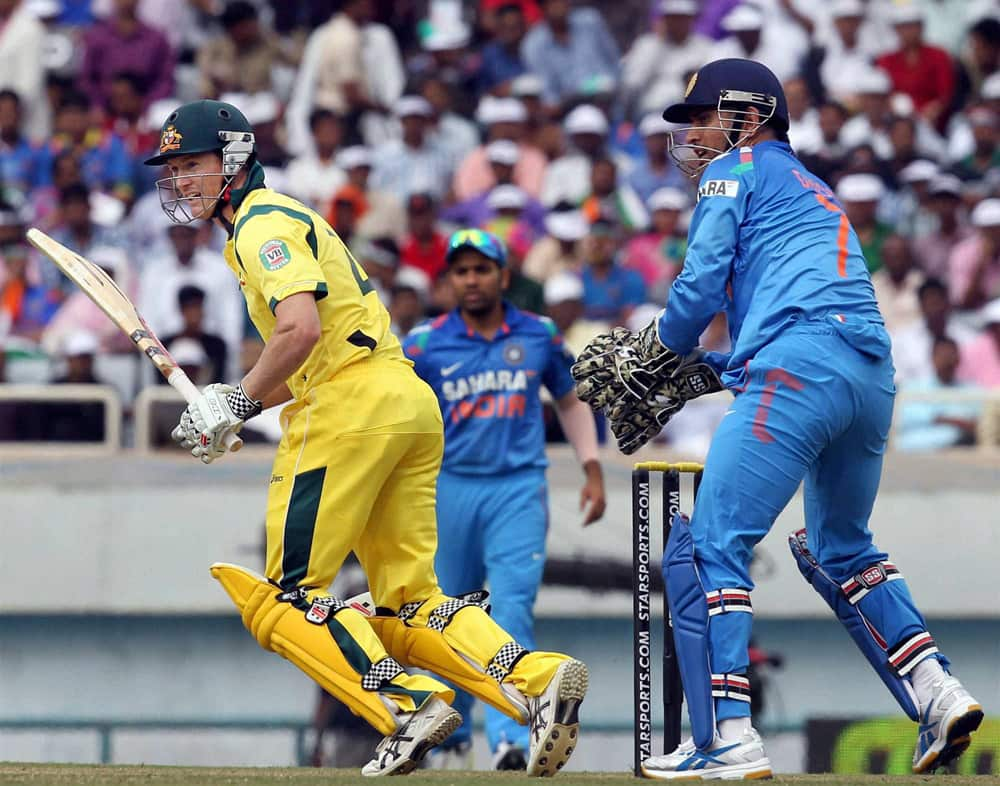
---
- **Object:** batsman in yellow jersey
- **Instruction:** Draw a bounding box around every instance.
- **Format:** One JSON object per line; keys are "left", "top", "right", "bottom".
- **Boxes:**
{"left": 144, "top": 100, "right": 588, "bottom": 777}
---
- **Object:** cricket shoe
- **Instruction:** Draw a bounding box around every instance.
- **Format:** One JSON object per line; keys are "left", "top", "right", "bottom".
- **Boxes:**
{"left": 912, "top": 675, "right": 984, "bottom": 773}
{"left": 526, "top": 659, "right": 589, "bottom": 776}
{"left": 361, "top": 697, "right": 461, "bottom": 777}
{"left": 642, "top": 729, "right": 773, "bottom": 780}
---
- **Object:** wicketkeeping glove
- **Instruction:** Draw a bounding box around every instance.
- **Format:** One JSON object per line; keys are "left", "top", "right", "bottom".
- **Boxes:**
{"left": 172, "top": 382, "right": 262, "bottom": 464}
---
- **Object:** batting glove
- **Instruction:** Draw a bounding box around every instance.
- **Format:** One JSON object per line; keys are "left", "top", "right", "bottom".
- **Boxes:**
{"left": 174, "top": 382, "right": 261, "bottom": 464}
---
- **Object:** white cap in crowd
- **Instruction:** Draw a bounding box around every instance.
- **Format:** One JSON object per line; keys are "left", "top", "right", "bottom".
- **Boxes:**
{"left": 638, "top": 113, "right": 675, "bottom": 138}
{"left": 545, "top": 209, "right": 589, "bottom": 241}
{"left": 899, "top": 159, "right": 939, "bottom": 184}
{"left": 486, "top": 139, "right": 521, "bottom": 166}
{"left": 928, "top": 174, "right": 963, "bottom": 198}
{"left": 336, "top": 146, "right": 373, "bottom": 170}
{"left": 647, "top": 187, "right": 689, "bottom": 212}
{"left": 422, "top": 21, "right": 471, "bottom": 51}
{"left": 836, "top": 173, "right": 886, "bottom": 203}
{"left": 855, "top": 68, "right": 892, "bottom": 96}
{"left": 889, "top": 4, "right": 924, "bottom": 25}
{"left": 168, "top": 337, "right": 208, "bottom": 368}
{"left": 980, "top": 298, "right": 1000, "bottom": 327}
{"left": 563, "top": 104, "right": 609, "bottom": 136}
{"left": 971, "top": 198, "right": 1000, "bottom": 228}
{"left": 722, "top": 3, "right": 763, "bottom": 32}
{"left": 511, "top": 73, "right": 544, "bottom": 98}
{"left": 982, "top": 73, "right": 1000, "bottom": 101}
{"left": 63, "top": 331, "right": 99, "bottom": 357}
{"left": 544, "top": 272, "right": 585, "bottom": 306}
{"left": 395, "top": 266, "right": 431, "bottom": 302}
{"left": 487, "top": 184, "right": 527, "bottom": 211}
{"left": 394, "top": 95, "right": 434, "bottom": 119}
{"left": 658, "top": 0, "right": 698, "bottom": 15}
{"left": 476, "top": 96, "right": 528, "bottom": 126}
{"left": 831, "top": 0, "right": 864, "bottom": 18}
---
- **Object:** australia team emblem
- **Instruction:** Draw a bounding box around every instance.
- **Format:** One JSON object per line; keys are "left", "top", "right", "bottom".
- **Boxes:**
{"left": 159, "top": 125, "right": 183, "bottom": 154}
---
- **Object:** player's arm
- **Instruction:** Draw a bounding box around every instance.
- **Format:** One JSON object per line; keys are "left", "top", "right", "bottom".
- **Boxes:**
{"left": 242, "top": 292, "right": 321, "bottom": 402}
{"left": 657, "top": 159, "right": 751, "bottom": 355}
{"left": 554, "top": 391, "right": 605, "bottom": 526}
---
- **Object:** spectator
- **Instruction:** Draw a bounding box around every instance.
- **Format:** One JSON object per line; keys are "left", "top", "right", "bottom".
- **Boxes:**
{"left": 957, "top": 297, "right": 1000, "bottom": 386}
{"left": 197, "top": 1, "right": 288, "bottom": 98}
{"left": 161, "top": 285, "right": 228, "bottom": 384}
{"left": 104, "top": 72, "right": 159, "bottom": 196}
{"left": 520, "top": 0, "right": 620, "bottom": 111}
{"left": 370, "top": 96, "right": 453, "bottom": 202}
{"left": 541, "top": 104, "right": 610, "bottom": 207}
{"left": 952, "top": 17, "right": 1000, "bottom": 113}
{"left": 871, "top": 234, "right": 924, "bottom": 334}
{"left": 580, "top": 217, "right": 645, "bottom": 324}
{"left": 45, "top": 331, "right": 107, "bottom": 442}
{"left": 896, "top": 336, "right": 981, "bottom": 452}
{"left": 479, "top": 2, "right": 529, "bottom": 94}
{"left": 714, "top": 3, "right": 801, "bottom": 84}
{"left": 334, "top": 146, "right": 405, "bottom": 242}
{"left": 327, "top": 185, "right": 362, "bottom": 249}
{"left": 0, "top": 0, "right": 48, "bottom": 140}
{"left": 839, "top": 67, "right": 895, "bottom": 160}
{"left": 502, "top": 227, "right": 547, "bottom": 315}
{"left": 543, "top": 270, "right": 609, "bottom": 355}
{"left": 621, "top": 0, "right": 713, "bottom": 118}
{"left": 895, "top": 159, "right": 939, "bottom": 237}
{"left": 421, "top": 74, "right": 480, "bottom": 166}
{"left": 79, "top": 0, "right": 174, "bottom": 115}
{"left": 623, "top": 187, "right": 688, "bottom": 303}
{"left": 801, "top": 0, "right": 875, "bottom": 107}
{"left": 951, "top": 108, "right": 1000, "bottom": 183}
{"left": 580, "top": 156, "right": 648, "bottom": 231}
{"left": 916, "top": 174, "right": 971, "bottom": 280}
{"left": 877, "top": 6, "right": 955, "bottom": 131}
{"left": 0, "top": 232, "right": 58, "bottom": 341}
{"left": 510, "top": 73, "right": 559, "bottom": 156}
{"left": 139, "top": 223, "right": 242, "bottom": 371}
{"left": 47, "top": 183, "right": 127, "bottom": 294}
{"left": 283, "top": 109, "right": 347, "bottom": 214}
{"left": 0, "top": 89, "right": 46, "bottom": 203}
{"left": 42, "top": 91, "right": 133, "bottom": 203}
{"left": 453, "top": 97, "right": 547, "bottom": 201}
{"left": 892, "top": 277, "right": 975, "bottom": 385}
{"left": 388, "top": 271, "right": 428, "bottom": 338}
{"left": 523, "top": 206, "right": 587, "bottom": 283}
{"left": 783, "top": 76, "right": 823, "bottom": 156}
{"left": 948, "top": 197, "right": 1000, "bottom": 310}
{"left": 836, "top": 173, "right": 893, "bottom": 273}
{"left": 399, "top": 192, "right": 448, "bottom": 282}
{"left": 286, "top": 0, "right": 403, "bottom": 152}
{"left": 355, "top": 237, "right": 399, "bottom": 303}
{"left": 798, "top": 100, "right": 851, "bottom": 183}
{"left": 626, "top": 114, "right": 685, "bottom": 204}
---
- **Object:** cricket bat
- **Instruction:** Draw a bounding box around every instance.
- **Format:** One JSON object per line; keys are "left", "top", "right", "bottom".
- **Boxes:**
{"left": 26, "top": 227, "right": 242, "bottom": 453}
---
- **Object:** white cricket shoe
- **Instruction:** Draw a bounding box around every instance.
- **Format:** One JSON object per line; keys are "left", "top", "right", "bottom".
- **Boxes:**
{"left": 641, "top": 729, "right": 773, "bottom": 781}
{"left": 361, "top": 697, "right": 461, "bottom": 777}
{"left": 526, "top": 659, "right": 589, "bottom": 776}
{"left": 912, "top": 675, "right": 984, "bottom": 773}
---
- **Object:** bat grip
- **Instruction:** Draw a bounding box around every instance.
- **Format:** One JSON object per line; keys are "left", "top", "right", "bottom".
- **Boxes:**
{"left": 168, "top": 370, "right": 244, "bottom": 453}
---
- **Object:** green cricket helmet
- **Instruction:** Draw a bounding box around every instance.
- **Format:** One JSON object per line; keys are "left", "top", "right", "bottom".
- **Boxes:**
{"left": 145, "top": 100, "right": 261, "bottom": 223}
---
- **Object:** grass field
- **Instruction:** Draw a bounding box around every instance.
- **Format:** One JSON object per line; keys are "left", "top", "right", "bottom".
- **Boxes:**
{"left": 1, "top": 767, "right": 999, "bottom": 786}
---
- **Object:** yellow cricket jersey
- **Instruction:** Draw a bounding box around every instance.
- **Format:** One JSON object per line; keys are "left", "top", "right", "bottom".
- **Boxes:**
{"left": 224, "top": 188, "right": 406, "bottom": 400}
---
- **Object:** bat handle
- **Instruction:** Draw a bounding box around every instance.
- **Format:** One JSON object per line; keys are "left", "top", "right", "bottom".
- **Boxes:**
{"left": 167, "top": 370, "right": 244, "bottom": 453}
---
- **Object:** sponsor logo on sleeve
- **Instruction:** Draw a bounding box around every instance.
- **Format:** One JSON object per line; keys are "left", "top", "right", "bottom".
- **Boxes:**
{"left": 259, "top": 238, "right": 292, "bottom": 270}
{"left": 697, "top": 179, "right": 740, "bottom": 201}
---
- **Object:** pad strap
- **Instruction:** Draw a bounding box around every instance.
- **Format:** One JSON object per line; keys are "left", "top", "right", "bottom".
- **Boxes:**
{"left": 275, "top": 587, "right": 348, "bottom": 625}
{"left": 706, "top": 588, "right": 752, "bottom": 616}
{"left": 841, "top": 561, "right": 902, "bottom": 605}
{"left": 711, "top": 673, "right": 751, "bottom": 702}
{"left": 888, "top": 632, "right": 940, "bottom": 677}
{"left": 398, "top": 590, "right": 491, "bottom": 628}
{"left": 361, "top": 656, "right": 406, "bottom": 691}
{"left": 485, "top": 641, "right": 528, "bottom": 683}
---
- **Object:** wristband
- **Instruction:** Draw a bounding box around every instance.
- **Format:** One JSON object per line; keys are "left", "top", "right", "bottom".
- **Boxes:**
{"left": 226, "top": 383, "right": 263, "bottom": 421}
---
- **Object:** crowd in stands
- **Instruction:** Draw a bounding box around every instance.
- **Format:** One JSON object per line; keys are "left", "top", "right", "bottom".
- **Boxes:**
{"left": 0, "top": 0, "right": 998, "bottom": 452}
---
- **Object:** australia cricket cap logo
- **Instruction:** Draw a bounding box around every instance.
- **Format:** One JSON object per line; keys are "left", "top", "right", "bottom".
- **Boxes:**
{"left": 159, "top": 125, "right": 183, "bottom": 154}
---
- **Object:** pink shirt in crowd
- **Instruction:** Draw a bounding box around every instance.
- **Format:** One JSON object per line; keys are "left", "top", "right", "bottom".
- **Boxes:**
{"left": 451, "top": 145, "right": 548, "bottom": 201}
{"left": 948, "top": 235, "right": 1000, "bottom": 306}
{"left": 957, "top": 332, "right": 1000, "bottom": 386}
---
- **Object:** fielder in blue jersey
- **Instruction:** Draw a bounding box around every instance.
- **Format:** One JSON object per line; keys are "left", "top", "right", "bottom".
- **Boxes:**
{"left": 402, "top": 228, "right": 606, "bottom": 770}
{"left": 573, "top": 59, "right": 983, "bottom": 781}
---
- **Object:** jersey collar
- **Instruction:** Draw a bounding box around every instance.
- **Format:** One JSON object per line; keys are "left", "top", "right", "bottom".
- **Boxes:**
{"left": 450, "top": 301, "right": 519, "bottom": 341}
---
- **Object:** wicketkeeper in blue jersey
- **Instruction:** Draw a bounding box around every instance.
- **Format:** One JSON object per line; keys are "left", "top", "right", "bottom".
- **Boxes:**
{"left": 403, "top": 228, "right": 606, "bottom": 770}
{"left": 573, "top": 59, "right": 983, "bottom": 780}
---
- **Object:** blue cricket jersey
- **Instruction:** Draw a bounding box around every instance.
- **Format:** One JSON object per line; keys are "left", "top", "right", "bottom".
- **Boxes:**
{"left": 402, "top": 303, "right": 576, "bottom": 475}
{"left": 657, "top": 141, "right": 889, "bottom": 390}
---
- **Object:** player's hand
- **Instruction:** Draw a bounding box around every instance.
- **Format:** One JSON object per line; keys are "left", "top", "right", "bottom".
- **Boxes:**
{"left": 571, "top": 326, "right": 633, "bottom": 411}
{"left": 606, "top": 387, "right": 685, "bottom": 455}
{"left": 179, "top": 383, "right": 261, "bottom": 464}
{"left": 579, "top": 460, "right": 606, "bottom": 526}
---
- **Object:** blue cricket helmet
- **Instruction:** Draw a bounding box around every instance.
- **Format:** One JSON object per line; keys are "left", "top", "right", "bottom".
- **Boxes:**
{"left": 663, "top": 58, "right": 789, "bottom": 132}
